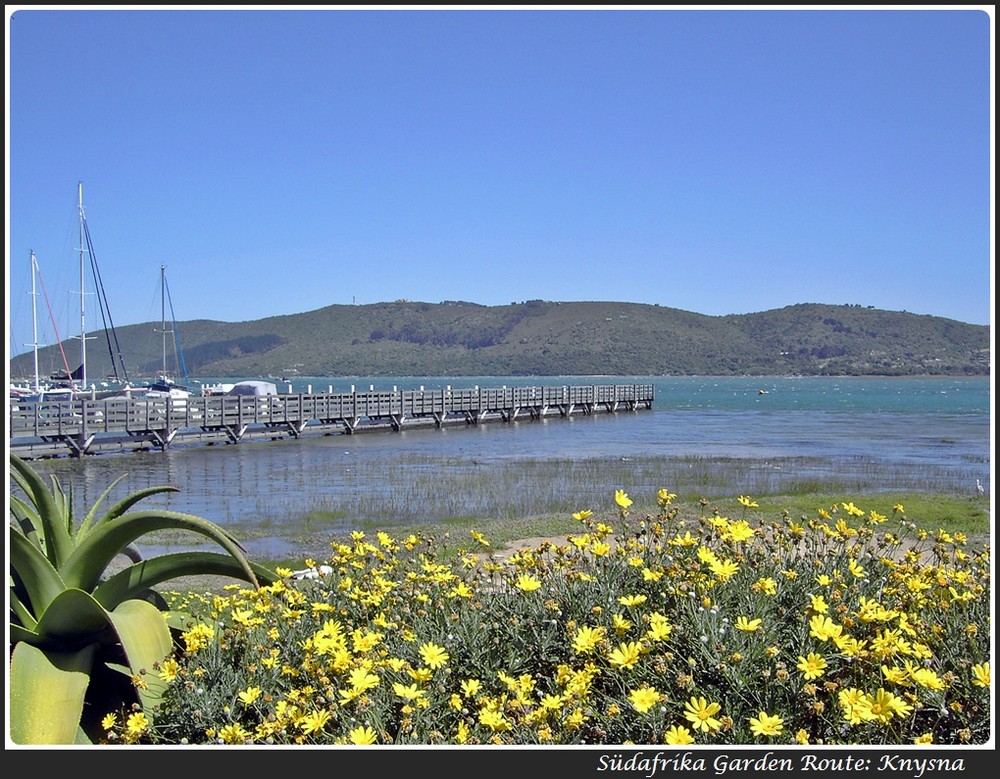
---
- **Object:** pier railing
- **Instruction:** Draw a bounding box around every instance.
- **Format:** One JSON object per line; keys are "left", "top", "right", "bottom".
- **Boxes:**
{"left": 9, "top": 383, "right": 654, "bottom": 459}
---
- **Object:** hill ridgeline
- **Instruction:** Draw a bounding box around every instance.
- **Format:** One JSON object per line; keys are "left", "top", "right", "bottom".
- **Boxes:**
{"left": 10, "top": 300, "right": 990, "bottom": 380}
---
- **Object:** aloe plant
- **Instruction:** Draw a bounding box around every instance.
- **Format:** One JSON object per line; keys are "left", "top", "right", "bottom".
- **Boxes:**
{"left": 8, "top": 454, "right": 279, "bottom": 744}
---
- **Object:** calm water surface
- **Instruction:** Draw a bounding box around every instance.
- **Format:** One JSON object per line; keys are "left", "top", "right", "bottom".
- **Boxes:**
{"left": 22, "top": 376, "right": 992, "bottom": 558}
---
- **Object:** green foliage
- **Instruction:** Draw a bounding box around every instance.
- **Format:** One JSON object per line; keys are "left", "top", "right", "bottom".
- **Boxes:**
{"left": 182, "top": 333, "right": 287, "bottom": 368}
{"left": 7, "top": 454, "right": 280, "bottom": 744}
{"left": 10, "top": 301, "right": 989, "bottom": 379}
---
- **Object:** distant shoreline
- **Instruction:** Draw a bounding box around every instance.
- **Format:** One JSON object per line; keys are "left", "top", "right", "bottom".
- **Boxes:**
{"left": 11, "top": 301, "right": 988, "bottom": 379}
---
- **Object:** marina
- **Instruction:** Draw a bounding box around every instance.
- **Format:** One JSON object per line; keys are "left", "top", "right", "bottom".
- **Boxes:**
{"left": 11, "top": 375, "right": 989, "bottom": 555}
{"left": 8, "top": 382, "right": 655, "bottom": 459}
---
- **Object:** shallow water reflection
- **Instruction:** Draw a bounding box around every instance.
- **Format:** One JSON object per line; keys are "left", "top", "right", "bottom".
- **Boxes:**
{"left": 22, "top": 392, "right": 990, "bottom": 561}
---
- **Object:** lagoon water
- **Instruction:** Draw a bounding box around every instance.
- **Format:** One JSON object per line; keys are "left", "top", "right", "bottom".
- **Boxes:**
{"left": 23, "top": 375, "right": 992, "bottom": 559}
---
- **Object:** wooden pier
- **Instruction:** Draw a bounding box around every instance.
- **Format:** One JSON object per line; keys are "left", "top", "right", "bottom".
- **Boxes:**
{"left": 8, "top": 383, "right": 654, "bottom": 459}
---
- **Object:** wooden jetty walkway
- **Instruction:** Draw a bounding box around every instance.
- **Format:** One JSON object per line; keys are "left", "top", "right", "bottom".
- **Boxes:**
{"left": 8, "top": 383, "right": 655, "bottom": 459}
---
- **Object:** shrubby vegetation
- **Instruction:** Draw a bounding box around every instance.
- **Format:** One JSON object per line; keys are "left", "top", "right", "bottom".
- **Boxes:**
{"left": 99, "top": 490, "right": 989, "bottom": 746}
{"left": 12, "top": 301, "right": 989, "bottom": 379}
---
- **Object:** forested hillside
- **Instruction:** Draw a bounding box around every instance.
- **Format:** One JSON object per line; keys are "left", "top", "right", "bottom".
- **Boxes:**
{"left": 10, "top": 300, "right": 990, "bottom": 380}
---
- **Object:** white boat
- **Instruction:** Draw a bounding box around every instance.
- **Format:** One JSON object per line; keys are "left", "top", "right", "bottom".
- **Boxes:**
{"left": 12, "top": 250, "right": 88, "bottom": 403}
{"left": 201, "top": 382, "right": 235, "bottom": 396}
{"left": 13, "top": 187, "right": 140, "bottom": 408}
{"left": 9, "top": 383, "right": 76, "bottom": 406}
{"left": 144, "top": 381, "right": 193, "bottom": 402}
{"left": 28, "top": 185, "right": 139, "bottom": 400}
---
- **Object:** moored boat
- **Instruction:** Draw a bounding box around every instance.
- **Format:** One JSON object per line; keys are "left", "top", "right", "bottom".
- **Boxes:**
{"left": 143, "top": 265, "right": 194, "bottom": 406}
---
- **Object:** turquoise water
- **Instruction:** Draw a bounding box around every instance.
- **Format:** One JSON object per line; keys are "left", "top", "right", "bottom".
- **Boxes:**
{"left": 209, "top": 374, "right": 990, "bottom": 414}
{"left": 26, "top": 376, "right": 991, "bottom": 557}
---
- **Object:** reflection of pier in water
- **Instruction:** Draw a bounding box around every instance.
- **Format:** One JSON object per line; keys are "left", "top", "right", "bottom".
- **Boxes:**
{"left": 8, "top": 383, "right": 654, "bottom": 459}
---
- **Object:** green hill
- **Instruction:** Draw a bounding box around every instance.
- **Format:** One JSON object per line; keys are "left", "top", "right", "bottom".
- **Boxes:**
{"left": 10, "top": 300, "right": 990, "bottom": 380}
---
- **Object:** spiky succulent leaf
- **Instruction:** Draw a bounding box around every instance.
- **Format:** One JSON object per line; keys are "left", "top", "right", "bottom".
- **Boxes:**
{"left": 93, "top": 551, "right": 281, "bottom": 608}
{"left": 32, "top": 588, "right": 117, "bottom": 648}
{"left": 11, "top": 616, "right": 47, "bottom": 644}
{"left": 9, "top": 454, "right": 76, "bottom": 566}
{"left": 9, "top": 641, "right": 97, "bottom": 745}
{"left": 23, "top": 592, "right": 171, "bottom": 735}
{"left": 61, "top": 509, "right": 261, "bottom": 592}
{"left": 9, "top": 596, "right": 173, "bottom": 745}
{"left": 9, "top": 529, "right": 66, "bottom": 628}
{"left": 10, "top": 597, "right": 39, "bottom": 636}
{"left": 9, "top": 493, "right": 44, "bottom": 550}
{"left": 75, "top": 472, "right": 128, "bottom": 537}
{"left": 9, "top": 454, "right": 276, "bottom": 745}
{"left": 104, "top": 598, "right": 174, "bottom": 711}
{"left": 78, "top": 479, "right": 179, "bottom": 538}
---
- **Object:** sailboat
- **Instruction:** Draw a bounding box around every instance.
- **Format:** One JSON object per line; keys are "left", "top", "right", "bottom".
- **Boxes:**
{"left": 144, "top": 264, "right": 193, "bottom": 405}
{"left": 10, "top": 250, "right": 88, "bottom": 403}
{"left": 62, "top": 182, "right": 138, "bottom": 399}
{"left": 12, "top": 184, "right": 137, "bottom": 403}
{"left": 9, "top": 251, "right": 66, "bottom": 401}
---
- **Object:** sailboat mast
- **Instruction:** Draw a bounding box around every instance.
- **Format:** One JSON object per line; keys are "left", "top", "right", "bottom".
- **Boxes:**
{"left": 29, "top": 251, "right": 40, "bottom": 393}
{"left": 161, "top": 264, "right": 168, "bottom": 379}
{"left": 77, "top": 181, "right": 87, "bottom": 391}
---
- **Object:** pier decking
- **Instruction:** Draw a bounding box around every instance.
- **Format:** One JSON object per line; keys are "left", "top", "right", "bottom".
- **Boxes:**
{"left": 8, "top": 383, "right": 654, "bottom": 459}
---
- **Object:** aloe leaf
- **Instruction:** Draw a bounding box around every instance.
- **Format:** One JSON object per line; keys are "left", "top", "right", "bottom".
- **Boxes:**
{"left": 76, "top": 479, "right": 181, "bottom": 539}
{"left": 10, "top": 621, "right": 42, "bottom": 645}
{"left": 33, "top": 589, "right": 116, "bottom": 648}
{"left": 10, "top": 591, "right": 40, "bottom": 634}
{"left": 93, "top": 551, "right": 280, "bottom": 608}
{"left": 9, "top": 454, "right": 76, "bottom": 565}
{"left": 9, "top": 530, "right": 67, "bottom": 624}
{"left": 106, "top": 599, "right": 174, "bottom": 711}
{"left": 91, "top": 483, "right": 181, "bottom": 528}
{"left": 77, "top": 472, "right": 129, "bottom": 537}
{"left": 63, "top": 510, "right": 261, "bottom": 591}
{"left": 9, "top": 641, "right": 97, "bottom": 745}
{"left": 9, "top": 494, "right": 44, "bottom": 550}
{"left": 12, "top": 594, "right": 173, "bottom": 743}
{"left": 54, "top": 474, "right": 72, "bottom": 536}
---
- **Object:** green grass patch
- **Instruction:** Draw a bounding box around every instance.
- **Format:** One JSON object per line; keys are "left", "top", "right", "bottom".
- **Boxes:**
{"left": 249, "top": 489, "right": 990, "bottom": 571}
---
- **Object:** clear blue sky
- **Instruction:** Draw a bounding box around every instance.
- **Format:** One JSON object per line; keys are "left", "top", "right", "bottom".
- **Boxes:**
{"left": 6, "top": 6, "right": 994, "bottom": 363}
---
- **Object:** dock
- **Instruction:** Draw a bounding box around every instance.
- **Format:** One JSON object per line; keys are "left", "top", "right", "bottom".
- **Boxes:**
{"left": 8, "top": 383, "right": 654, "bottom": 459}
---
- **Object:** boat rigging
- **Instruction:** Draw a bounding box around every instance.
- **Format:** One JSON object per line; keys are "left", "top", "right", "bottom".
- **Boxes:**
{"left": 75, "top": 181, "right": 131, "bottom": 389}
{"left": 145, "top": 264, "right": 193, "bottom": 404}
{"left": 153, "top": 263, "right": 190, "bottom": 386}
